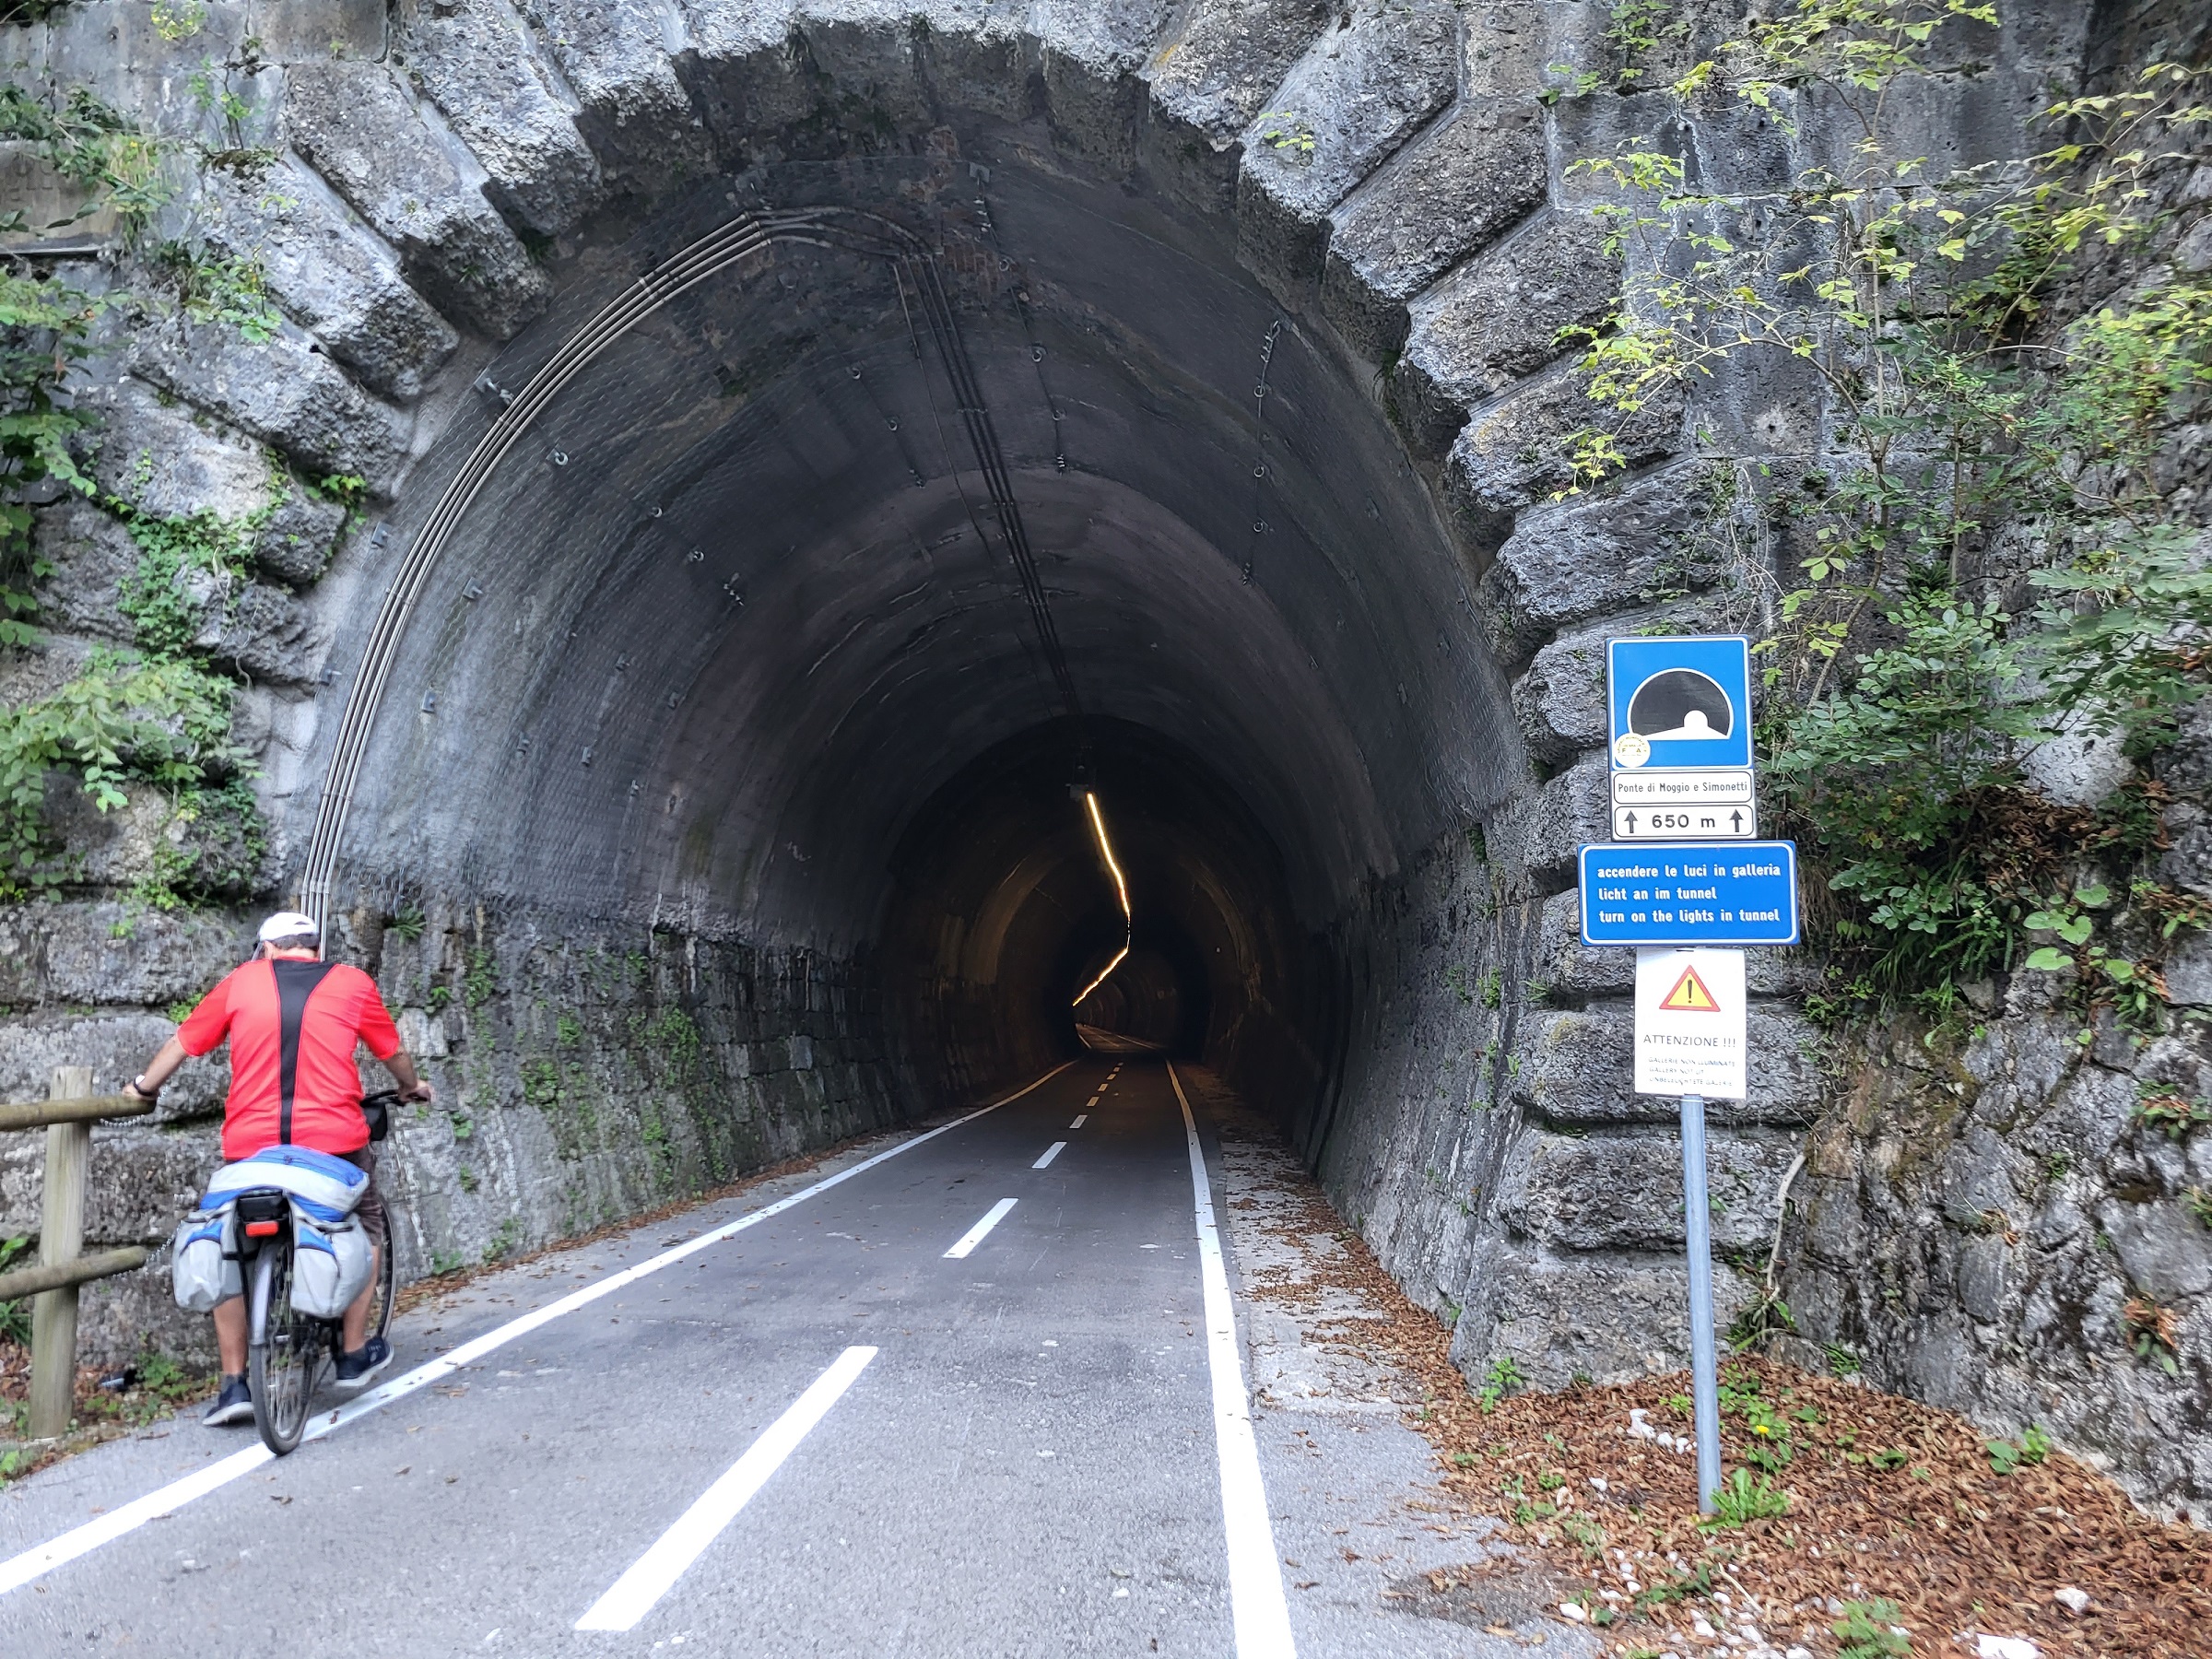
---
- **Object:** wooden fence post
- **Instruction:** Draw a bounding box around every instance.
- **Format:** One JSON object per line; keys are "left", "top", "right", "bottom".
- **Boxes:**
{"left": 28, "top": 1066, "right": 93, "bottom": 1441}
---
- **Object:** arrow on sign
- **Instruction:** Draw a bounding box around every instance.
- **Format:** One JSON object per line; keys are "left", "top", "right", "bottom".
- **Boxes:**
{"left": 1729, "top": 809, "right": 1745, "bottom": 833}
{"left": 1623, "top": 810, "right": 1638, "bottom": 835}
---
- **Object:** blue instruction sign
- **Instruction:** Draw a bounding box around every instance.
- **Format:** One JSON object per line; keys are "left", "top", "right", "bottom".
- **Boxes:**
{"left": 1579, "top": 841, "right": 1800, "bottom": 947}
{"left": 1608, "top": 636, "right": 1753, "bottom": 771}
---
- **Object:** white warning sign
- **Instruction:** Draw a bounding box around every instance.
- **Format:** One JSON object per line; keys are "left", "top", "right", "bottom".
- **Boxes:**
{"left": 1634, "top": 947, "right": 1747, "bottom": 1100}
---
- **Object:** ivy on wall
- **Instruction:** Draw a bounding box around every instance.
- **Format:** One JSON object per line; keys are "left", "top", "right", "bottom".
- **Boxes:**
{"left": 0, "top": 76, "right": 291, "bottom": 903}
{"left": 1553, "top": 0, "right": 2212, "bottom": 1019}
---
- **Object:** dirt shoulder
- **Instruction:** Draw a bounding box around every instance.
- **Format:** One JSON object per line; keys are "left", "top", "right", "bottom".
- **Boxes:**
{"left": 1193, "top": 1071, "right": 2212, "bottom": 1659}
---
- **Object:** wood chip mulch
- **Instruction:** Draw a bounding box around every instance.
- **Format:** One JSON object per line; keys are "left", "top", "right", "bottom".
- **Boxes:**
{"left": 1217, "top": 1114, "right": 2212, "bottom": 1659}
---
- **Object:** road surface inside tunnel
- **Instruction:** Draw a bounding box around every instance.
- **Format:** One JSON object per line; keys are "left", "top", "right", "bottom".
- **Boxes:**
{"left": 0, "top": 1058, "right": 1403, "bottom": 1658}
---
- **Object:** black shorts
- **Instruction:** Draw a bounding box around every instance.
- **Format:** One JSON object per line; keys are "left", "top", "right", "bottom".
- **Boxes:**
{"left": 338, "top": 1145, "right": 387, "bottom": 1251}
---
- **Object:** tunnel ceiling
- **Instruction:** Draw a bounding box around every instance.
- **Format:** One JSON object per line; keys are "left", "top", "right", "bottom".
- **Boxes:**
{"left": 332, "top": 158, "right": 1523, "bottom": 952}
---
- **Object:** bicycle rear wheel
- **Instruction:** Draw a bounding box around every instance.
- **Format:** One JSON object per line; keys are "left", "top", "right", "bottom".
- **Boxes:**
{"left": 248, "top": 1242, "right": 322, "bottom": 1455}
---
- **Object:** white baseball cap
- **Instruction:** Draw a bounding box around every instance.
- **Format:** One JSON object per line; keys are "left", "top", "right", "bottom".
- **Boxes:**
{"left": 257, "top": 911, "right": 320, "bottom": 943}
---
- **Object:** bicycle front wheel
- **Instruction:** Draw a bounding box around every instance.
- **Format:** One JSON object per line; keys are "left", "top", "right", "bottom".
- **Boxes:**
{"left": 248, "top": 1242, "right": 321, "bottom": 1455}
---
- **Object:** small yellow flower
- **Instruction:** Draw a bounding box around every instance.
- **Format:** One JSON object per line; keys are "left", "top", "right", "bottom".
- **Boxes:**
{"left": 1754, "top": 1424, "right": 1771, "bottom": 1435}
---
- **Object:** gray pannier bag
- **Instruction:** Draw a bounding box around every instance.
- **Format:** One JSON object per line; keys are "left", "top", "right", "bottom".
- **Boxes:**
{"left": 287, "top": 1207, "right": 372, "bottom": 1319}
{"left": 171, "top": 1204, "right": 241, "bottom": 1313}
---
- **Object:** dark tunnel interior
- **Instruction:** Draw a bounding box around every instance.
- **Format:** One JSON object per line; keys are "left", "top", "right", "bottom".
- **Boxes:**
{"left": 324, "top": 151, "right": 1524, "bottom": 1132}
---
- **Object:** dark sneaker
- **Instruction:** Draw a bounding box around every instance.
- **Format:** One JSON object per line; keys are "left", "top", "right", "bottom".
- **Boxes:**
{"left": 333, "top": 1336, "right": 392, "bottom": 1393}
{"left": 202, "top": 1377, "right": 253, "bottom": 1426}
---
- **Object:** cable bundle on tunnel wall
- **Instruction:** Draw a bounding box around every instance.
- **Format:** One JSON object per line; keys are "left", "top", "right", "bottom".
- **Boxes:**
{"left": 299, "top": 207, "right": 1096, "bottom": 941}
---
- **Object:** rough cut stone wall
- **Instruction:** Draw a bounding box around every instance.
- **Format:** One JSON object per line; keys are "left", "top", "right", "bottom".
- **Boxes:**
{"left": 2, "top": 0, "right": 2206, "bottom": 1520}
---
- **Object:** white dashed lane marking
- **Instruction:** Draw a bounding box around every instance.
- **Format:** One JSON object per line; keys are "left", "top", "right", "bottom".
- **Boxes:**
{"left": 943, "top": 1198, "right": 1018, "bottom": 1260}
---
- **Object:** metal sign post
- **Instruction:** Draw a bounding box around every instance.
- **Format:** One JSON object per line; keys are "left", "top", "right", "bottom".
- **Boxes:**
{"left": 1678, "top": 1092, "right": 1725, "bottom": 1511}
{"left": 1634, "top": 946, "right": 1748, "bottom": 1514}
{"left": 1580, "top": 636, "right": 1796, "bottom": 1517}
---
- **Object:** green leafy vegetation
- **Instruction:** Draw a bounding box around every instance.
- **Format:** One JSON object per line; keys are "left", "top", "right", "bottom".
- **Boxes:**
{"left": 465, "top": 948, "right": 498, "bottom": 1010}
{"left": 0, "top": 1232, "right": 30, "bottom": 1343}
{"left": 0, "top": 268, "right": 99, "bottom": 654}
{"left": 0, "top": 83, "right": 171, "bottom": 241}
{"left": 1255, "top": 111, "right": 1315, "bottom": 162}
{"left": 2124, "top": 1295, "right": 2182, "bottom": 1377}
{"left": 1477, "top": 1355, "right": 1527, "bottom": 1412}
{"left": 151, "top": 240, "right": 280, "bottom": 343}
{"left": 2135, "top": 1087, "right": 2212, "bottom": 1140}
{"left": 0, "top": 648, "right": 253, "bottom": 897}
{"left": 150, "top": 0, "right": 206, "bottom": 41}
{"left": 0, "top": 76, "right": 304, "bottom": 902}
{"left": 1631, "top": 1560, "right": 1712, "bottom": 1614}
{"left": 1551, "top": 2, "right": 2212, "bottom": 1012}
{"left": 1834, "top": 1597, "right": 1912, "bottom": 1659}
{"left": 1986, "top": 1423, "right": 2052, "bottom": 1475}
{"left": 1701, "top": 1467, "right": 1791, "bottom": 1525}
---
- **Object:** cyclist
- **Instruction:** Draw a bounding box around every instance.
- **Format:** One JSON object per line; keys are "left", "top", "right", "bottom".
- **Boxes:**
{"left": 123, "top": 912, "right": 435, "bottom": 1426}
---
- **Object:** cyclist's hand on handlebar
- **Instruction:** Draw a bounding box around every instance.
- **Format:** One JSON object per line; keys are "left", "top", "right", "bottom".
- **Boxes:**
{"left": 402, "top": 1080, "right": 435, "bottom": 1103}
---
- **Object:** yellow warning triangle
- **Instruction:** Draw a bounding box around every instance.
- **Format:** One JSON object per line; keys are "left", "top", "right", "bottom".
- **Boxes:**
{"left": 1660, "top": 963, "right": 1722, "bottom": 1012}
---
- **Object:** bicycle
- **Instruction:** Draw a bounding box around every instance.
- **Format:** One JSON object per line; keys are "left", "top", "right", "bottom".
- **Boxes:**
{"left": 233, "top": 1092, "right": 398, "bottom": 1455}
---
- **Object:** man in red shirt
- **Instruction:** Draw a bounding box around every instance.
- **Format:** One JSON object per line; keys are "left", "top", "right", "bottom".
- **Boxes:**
{"left": 124, "top": 912, "right": 435, "bottom": 1425}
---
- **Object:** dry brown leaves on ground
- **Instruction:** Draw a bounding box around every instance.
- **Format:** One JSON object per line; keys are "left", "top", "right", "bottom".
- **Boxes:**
{"left": 1222, "top": 1124, "right": 2212, "bottom": 1659}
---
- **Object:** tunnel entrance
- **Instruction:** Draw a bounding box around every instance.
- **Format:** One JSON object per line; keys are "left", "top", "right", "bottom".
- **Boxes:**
{"left": 312, "top": 143, "right": 1520, "bottom": 1150}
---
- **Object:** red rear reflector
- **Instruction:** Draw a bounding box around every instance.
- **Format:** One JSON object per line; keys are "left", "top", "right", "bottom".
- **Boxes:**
{"left": 243, "top": 1220, "right": 280, "bottom": 1237}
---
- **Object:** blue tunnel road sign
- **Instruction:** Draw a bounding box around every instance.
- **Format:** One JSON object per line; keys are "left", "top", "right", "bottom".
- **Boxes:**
{"left": 1608, "top": 636, "right": 1753, "bottom": 771}
{"left": 1579, "top": 841, "right": 1800, "bottom": 947}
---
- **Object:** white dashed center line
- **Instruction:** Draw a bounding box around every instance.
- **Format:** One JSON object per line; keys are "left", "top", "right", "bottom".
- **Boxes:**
{"left": 1069, "top": 1114, "right": 1088, "bottom": 1129}
{"left": 943, "top": 1198, "right": 1018, "bottom": 1259}
{"left": 1032, "top": 1141, "right": 1066, "bottom": 1170}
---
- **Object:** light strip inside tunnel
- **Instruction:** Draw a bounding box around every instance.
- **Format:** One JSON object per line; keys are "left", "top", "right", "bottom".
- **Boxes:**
{"left": 1072, "top": 792, "right": 1133, "bottom": 1006}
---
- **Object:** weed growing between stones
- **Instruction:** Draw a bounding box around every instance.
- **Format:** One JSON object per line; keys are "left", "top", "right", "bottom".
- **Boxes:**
{"left": 1552, "top": 2, "right": 2212, "bottom": 1018}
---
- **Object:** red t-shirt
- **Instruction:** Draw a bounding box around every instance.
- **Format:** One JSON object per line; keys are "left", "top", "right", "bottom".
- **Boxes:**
{"left": 178, "top": 959, "right": 403, "bottom": 1159}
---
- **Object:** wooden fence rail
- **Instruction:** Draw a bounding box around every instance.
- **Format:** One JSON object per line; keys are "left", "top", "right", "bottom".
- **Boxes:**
{"left": 2, "top": 1068, "right": 158, "bottom": 1441}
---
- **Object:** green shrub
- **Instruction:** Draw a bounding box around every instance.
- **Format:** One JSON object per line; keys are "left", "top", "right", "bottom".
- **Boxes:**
{"left": 1550, "top": 5, "right": 2212, "bottom": 1006}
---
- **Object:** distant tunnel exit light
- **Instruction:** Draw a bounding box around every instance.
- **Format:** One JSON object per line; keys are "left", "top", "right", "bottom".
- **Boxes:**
{"left": 1073, "top": 791, "right": 1132, "bottom": 1007}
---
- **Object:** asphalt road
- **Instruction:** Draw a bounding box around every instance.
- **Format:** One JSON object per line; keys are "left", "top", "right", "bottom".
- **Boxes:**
{"left": 0, "top": 1056, "right": 1547, "bottom": 1658}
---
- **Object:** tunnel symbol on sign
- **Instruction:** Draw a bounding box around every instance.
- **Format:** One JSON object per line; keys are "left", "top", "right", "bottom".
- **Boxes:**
{"left": 1628, "top": 670, "right": 1734, "bottom": 743}
{"left": 1660, "top": 963, "right": 1723, "bottom": 1012}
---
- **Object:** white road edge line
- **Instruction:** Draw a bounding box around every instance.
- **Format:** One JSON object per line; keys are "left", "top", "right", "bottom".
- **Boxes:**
{"left": 943, "top": 1197, "right": 1018, "bottom": 1258}
{"left": 1167, "top": 1062, "right": 1297, "bottom": 1659}
{"left": 0, "top": 1062, "right": 1077, "bottom": 1601}
{"left": 574, "top": 1345, "right": 878, "bottom": 1632}
{"left": 1069, "top": 1114, "right": 1087, "bottom": 1129}
{"left": 1032, "top": 1141, "right": 1067, "bottom": 1170}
